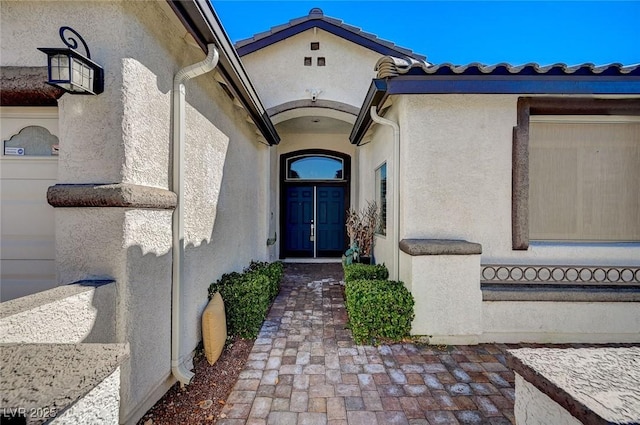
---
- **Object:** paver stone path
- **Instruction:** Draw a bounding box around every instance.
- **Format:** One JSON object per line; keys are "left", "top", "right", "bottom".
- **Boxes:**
{"left": 218, "top": 263, "right": 516, "bottom": 425}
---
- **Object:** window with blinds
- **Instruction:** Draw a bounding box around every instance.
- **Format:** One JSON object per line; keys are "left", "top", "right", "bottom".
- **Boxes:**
{"left": 529, "top": 116, "right": 640, "bottom": 242}
{"left": 375, "top": 163, "right": 387, "bottom": 235}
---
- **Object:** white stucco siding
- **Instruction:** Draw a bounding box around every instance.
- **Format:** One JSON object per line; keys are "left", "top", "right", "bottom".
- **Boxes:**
{"left": 277, "top": 131, "right": 355, "bottom": 156}
{"left": 181, "top": 85, "right": 271, "bottom": 358}
{"left": 397, "top": 94, "right": 640, "bottom": 265}
{"left": 241, "top": 28, "right": 380, "bottom": 110}
{"left": 356, "top": 119, "right": 396, "bottom": 276}
{"left": 482, "top": 301, "right": 640, "bottom": 343}
{"left": 1, "top": 1, "right": 130, "bottom": 184}
{"left": 399, "top": 95, "right": 516, "bottom": 254}
{"left": 4, "top": 1, "right": 273, "bottom": 423}
{"left": 1, "top": 1, "right": 197, "bottom": 187}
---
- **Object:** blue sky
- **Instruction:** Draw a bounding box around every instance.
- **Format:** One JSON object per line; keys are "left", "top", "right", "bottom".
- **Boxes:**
{"left": 212, "top": 1, "right": 640, "bottom": 66}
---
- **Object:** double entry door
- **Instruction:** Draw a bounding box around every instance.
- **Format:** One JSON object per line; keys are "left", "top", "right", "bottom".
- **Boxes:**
{"left": 285, "top": 185, "right": 345, "bottom": 258}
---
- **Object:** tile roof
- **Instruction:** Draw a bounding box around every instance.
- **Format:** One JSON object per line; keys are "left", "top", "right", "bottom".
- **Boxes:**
{"left": 235, "top": 8, "right": 426, "bottom": 61}
{"left": 376, "top": 56, "right": 640, "bottom": 79}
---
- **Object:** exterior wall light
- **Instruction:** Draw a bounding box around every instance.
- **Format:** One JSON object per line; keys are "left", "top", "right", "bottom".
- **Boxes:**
{"left": 38, "top": 26, "right": 104, "bottom": 95}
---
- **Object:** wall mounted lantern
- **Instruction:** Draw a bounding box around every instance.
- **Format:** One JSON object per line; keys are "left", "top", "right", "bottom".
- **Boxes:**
{"left": 38, "top": 26, "right": 104, "bottom": 95}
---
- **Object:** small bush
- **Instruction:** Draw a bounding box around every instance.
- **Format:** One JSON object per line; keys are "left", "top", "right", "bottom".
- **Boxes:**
{"left": 208, "top": 261, "right": 284, "bottom": 339}
{"left": 343, "top": 263, "right": 389, "bottom": 283}
{"left": 345, "top": 279, "right": 415, "bottom": 345}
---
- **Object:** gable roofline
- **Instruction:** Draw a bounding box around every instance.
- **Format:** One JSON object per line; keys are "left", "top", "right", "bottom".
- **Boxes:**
{"left": 349, "top": 56, "right": 640, "bottom": 145}
{"left": 167, "top": 0, "right": 280, "bottom": 145}
{"left": 235, "top": 8, "right": 427, "bottom": 62}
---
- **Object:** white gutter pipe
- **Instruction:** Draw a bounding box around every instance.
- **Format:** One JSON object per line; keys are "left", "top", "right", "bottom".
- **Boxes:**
{"left": 370, "top": 106, "right": 400, "bottom": 281}
{"left": 171, "top": 45, "right": 219, "bottom": 386}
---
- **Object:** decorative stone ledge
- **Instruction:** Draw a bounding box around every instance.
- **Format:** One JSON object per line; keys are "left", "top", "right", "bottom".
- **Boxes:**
{"left": 399, "top": 239, "right": 482, "bottom": 256}
{"left": 482, "top": 284, "right": 640, "bottom": 302}
{"left": 47, "top": 183, "right": 177, "bottom": 209}
{"left": 0, "top": 67, "right": 65, "bottom": 106}
{"left": 0, "top": 343, "right": 129, "bottom": 424}
{"left": 507, "top": 347, "right": 640, "bottom": 425}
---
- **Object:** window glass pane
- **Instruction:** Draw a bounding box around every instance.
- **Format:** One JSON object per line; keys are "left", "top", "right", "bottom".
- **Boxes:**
{"left": 529, "top": 118, "right": 639, "bottom": 241}
{"left": 287, "top": 156, "right": 343, "bottom": 180}
{"left": 376, "top": 163, "right": 387, "bottom": 235}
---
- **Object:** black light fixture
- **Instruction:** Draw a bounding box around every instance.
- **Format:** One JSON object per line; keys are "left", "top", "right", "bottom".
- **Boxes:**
{"left": 38, "top": 26, "right": 104, "bottom": 95}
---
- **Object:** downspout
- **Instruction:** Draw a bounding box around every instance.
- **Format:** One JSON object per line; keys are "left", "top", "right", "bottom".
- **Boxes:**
{"left": 370, "top": 106, "right": 400, "bottom": 281}
{"left": 172, "top": 44, "right": 219, "bottom": 386}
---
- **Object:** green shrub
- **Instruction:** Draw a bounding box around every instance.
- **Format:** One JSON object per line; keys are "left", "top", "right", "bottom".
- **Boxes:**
{"left": 343, "top": 263, "right": 389, "bottom": 283}
{"left": 208, "top": 261, "right": 284, "bottom": 339}
{"left": 345, "top": 279, "right": 415, "bottom": 345}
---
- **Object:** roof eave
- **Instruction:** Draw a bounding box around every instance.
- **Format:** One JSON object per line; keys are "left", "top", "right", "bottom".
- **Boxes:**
{"left": 349, "top": 79, "right": 389, "bottom": 145}
{"left": 349, "top": 73, "right": 640, "bottom": 145}
{"left": 167, "top": 0, "right": 280, "bottom": 145}
{"left": 382, "top": 74, "right": 640, "bottom": 95}
{"left": 236, "top": 18, "right": 426, "bottom": 62}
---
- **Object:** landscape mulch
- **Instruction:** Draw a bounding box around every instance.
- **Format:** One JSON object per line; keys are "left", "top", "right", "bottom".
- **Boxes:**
{"left": 138, "top": 337, "right": 253, "bottom": 425}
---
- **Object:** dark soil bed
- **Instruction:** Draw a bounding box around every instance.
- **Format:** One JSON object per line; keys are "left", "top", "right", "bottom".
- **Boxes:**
{"left": 138, "top": 337, "right": 253, "bottom": 425}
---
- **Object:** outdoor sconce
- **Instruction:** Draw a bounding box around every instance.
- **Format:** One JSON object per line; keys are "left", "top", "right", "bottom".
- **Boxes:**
{"left": 38, "top": 26, "right": 104, "bottom": 95}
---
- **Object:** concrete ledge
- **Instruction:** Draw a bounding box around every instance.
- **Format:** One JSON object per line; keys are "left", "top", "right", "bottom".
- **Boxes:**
{"left": 0, "top": 343, "right": 129, "bottom": 424}
{"left": 399, "top": 239, "right": 482, "bottom": 256}
{"left": 0, "top": 280, "right": 117, "bottom": 344}
{"left": 507, "top": 347, "right": 640, "bottom": 425}
{"left": 482, "top": 284, "right": 640, "bottom": 302}
{"left": 47, "top": 183, "right": 177, "bottom": 209}
{"left": 0, "top": 280, "right": 113, "bottom": 319}
{"left": 0, "top": 66, "right": 65, "bottom": 106}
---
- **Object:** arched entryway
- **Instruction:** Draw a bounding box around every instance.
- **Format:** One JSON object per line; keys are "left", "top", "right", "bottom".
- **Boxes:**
{"left": 280, "top": 149, "right": 350, "bottom": 259}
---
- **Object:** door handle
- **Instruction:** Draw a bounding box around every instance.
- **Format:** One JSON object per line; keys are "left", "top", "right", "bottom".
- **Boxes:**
{"left": 310, "top": 221, "right": 315, "bottom": 241}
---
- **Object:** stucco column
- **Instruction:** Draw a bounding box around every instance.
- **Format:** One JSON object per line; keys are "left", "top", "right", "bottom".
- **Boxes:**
{"left": 49, "top": 57, "right": 177, "bottom": 423}
{"left": 399, "top": 239, "right": 483, "bottom": 344}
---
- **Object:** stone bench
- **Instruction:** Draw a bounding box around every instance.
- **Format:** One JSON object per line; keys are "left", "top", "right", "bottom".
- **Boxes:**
{"left": 507, "top": 347, "right": 640, "bottom": 425}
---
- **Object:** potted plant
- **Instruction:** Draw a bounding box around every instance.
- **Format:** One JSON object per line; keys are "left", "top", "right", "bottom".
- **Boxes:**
{"left": 345, "top": 201, "right": 379, "bottom": 264}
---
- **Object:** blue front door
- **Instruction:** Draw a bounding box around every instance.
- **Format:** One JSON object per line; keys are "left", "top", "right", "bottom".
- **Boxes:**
{"left": 316, "top": 186, "right": 345, "bottom": 257}
{"left": 284, "top": 185, "right": 345, "bottom": 257}
{"left": 285, "top": 186, "right": 314, "bottom": 257}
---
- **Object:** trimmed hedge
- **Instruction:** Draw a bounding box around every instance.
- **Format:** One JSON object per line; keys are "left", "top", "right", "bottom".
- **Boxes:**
{"left": 343, "top": 263, "right": 389, "bottom": 283}
{"left": 208, "top": 261, "right": 284, "bottom": 339}
{"left": 345, "top": 279, "right": 415, "bottom": 345}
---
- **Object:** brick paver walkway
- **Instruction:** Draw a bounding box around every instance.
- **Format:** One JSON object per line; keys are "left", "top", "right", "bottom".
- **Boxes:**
{"left": 219, "top": 263, "right": 516, "bottom": 425}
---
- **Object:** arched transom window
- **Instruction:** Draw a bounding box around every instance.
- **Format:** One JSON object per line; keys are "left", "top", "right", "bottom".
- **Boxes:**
{"left": 286, "top": 155, "right": 344, "bottom": 180}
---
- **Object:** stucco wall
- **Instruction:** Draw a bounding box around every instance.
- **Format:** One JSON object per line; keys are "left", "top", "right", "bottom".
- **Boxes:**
{"left": 2, "top": 2, "right": 272, "bottom": 423}
{"left": 395, "top": 94, "right": 640, "bottom": 342}
{"left": 397, "top": 94, "right": 640, "bottom": 265}
{"left": 0, "top": 282, "right": 116, "bottom": 344}
{"left": 400, "top": 252, "right": 482, "bottom": 343}
{"left": 483, "top": 301, "right": 640, "bottom": 343}
{"left": 355, "top": 116, "right": 396, "bottom": 277}
{"left": 241, "top": 28, "right": 380, "bottom": 110}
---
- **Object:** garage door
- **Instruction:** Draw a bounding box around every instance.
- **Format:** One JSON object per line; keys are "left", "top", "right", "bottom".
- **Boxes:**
{"left": 1, "top": 107, "right": 58, "bottom": 301}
